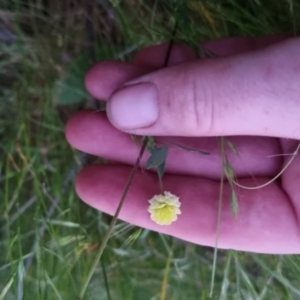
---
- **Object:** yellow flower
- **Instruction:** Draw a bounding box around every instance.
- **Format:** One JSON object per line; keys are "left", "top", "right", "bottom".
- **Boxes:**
{"left": 148, "top": 191, "right": 181, "bottom": 225}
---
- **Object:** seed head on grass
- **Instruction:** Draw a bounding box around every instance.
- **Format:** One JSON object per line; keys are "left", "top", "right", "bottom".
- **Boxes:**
{"left": 148, "top": 191, "right": 181, "bottom": 225}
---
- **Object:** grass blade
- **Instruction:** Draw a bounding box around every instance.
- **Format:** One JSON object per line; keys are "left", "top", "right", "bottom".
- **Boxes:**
{"left": 219, "top": 252, "right": 232, "bottom": 300}
{"left": 210, "top": 137, "right": 225, "bottom": 296}
{"left": 0, "top": 276, "right": 14, "bottom": 300}
{"left": 252, "top": 255, "right": 300, "bottom": 297}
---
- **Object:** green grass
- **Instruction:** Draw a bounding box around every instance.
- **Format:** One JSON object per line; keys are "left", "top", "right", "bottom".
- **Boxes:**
{"left": 1, "top": 0, "right": 300, "bottom": 299}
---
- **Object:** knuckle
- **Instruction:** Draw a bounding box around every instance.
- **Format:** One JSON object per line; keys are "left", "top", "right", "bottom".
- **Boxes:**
{"left": 187, "top": 76, "right": 216, "bottom": 135}
{"left": 163, "top": 68, "right": 218, "bottom": 136}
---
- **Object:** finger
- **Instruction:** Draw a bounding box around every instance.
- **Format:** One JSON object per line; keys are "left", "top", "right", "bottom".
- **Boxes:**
{"left": 84, "top": 61, "right": 149, "bottom": 100}
{"left": 76, "top": 164, "right": 300, "bottom": 254}
{"left": 65, "top": 110, "right": 282, "bottom": 179}
{"left": 106, "top": 38, "right": 300, "bottom": 139}
{"left": 133, "top": 35, "right": 289, "bottom": 68}
{"left": 85, "top": 36, "right": 288, "bottom": 100}
{"left": 133, "top": 43, "right": 196, "bottom": 68}
{"left": 85, "top": 44, "right": 197, "bottom": 101}
{"left": 199, "top": 34, "right": 289, "bottom": 57}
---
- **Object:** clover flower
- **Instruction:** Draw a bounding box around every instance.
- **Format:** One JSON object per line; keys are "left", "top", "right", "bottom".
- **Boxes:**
{"left": 148, "top": 191, "right": 181, "bottom": 225}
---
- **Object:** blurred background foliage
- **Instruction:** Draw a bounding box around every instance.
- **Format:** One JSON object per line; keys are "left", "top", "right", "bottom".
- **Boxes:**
{"left": 1, "top": 0, "right": 300, "bottom": 299}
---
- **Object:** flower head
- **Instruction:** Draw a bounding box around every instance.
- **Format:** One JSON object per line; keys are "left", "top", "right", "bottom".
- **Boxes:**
{"left": 148, "top": 191, "right": 181, "bottom": 225}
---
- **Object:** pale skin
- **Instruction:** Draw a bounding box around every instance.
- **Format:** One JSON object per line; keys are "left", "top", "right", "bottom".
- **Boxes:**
{"left": 65, "top": 36, "right": 300, "bottom": 254}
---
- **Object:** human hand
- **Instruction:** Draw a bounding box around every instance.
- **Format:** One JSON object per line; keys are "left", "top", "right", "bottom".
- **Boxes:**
{"left": 66, "top": 36, "right": 300, "bottom": 254}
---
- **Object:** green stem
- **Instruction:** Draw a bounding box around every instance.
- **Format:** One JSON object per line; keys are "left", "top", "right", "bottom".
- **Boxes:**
{"left": 210, "top": 137, "right": 225, "bottom": 296}
{"left": 79, "top": 138, "right": 148, "bottom": 299}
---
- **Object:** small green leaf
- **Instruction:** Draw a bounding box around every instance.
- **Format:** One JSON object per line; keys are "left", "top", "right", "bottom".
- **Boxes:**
{"left": 226, "top": 139, "right": 239, "bottom": 155}
{"left": 224, "top": 162, "right": 235, "bottom": 181}
{"left": 146, "top": 145, "right": 168, "bottom": 169}
{"left": 230, "top": 189, "right": 238, "bottom": 216}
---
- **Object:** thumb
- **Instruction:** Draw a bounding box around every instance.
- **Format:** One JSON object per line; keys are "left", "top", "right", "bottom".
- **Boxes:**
{"left": 107, "top": 38, "right": 300, "bottom": 139}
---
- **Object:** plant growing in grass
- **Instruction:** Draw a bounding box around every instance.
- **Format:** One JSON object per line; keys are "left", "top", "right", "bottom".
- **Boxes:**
{"left": 144, "top": 136, "right": 210, "bottom": 225}
{"left": 144, "top": 137, "right": 181, "bottom": 226}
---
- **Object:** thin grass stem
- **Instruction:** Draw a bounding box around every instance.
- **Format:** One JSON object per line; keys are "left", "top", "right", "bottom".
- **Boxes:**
{"left": 79, "top": 138, "right": 148, "bottom": 299}
{"left": 233, "top": 141, "right": 300, "bottom": 190}
{"left": 210, "top": 137, "right": 225, "bottom": 296}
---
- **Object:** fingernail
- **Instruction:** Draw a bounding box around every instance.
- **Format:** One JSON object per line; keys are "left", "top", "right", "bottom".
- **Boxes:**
{"left": 108, "top": 82, "right": 159, "bottom": 129}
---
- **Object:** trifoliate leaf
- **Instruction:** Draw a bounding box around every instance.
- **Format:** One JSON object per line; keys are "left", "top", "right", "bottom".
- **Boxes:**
{"left": 146, "top": 145, "right": 168, "bottom": 169}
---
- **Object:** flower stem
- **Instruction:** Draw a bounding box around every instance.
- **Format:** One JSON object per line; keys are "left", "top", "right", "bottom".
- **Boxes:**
{"left": 210, "top": 137, "right": 225, "bottom": 296}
